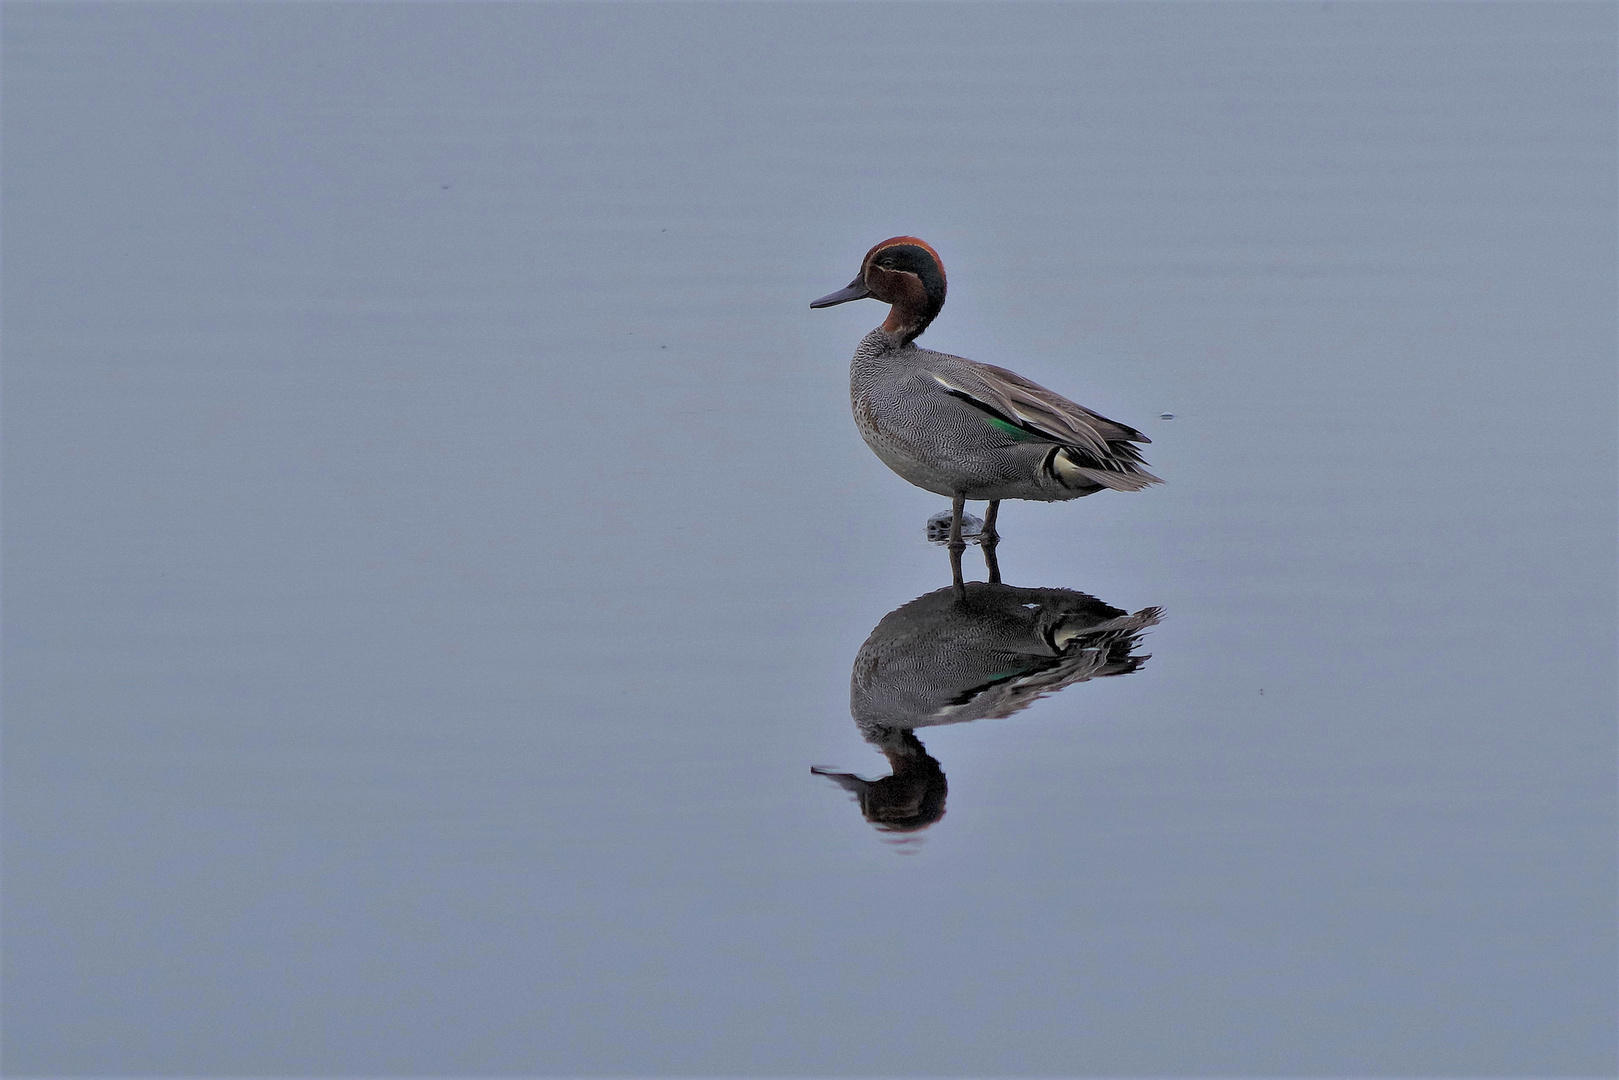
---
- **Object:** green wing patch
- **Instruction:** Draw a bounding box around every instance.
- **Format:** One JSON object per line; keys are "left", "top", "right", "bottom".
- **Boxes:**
{"left": 984, "top": 414, "right": 1040, "bottom": 441}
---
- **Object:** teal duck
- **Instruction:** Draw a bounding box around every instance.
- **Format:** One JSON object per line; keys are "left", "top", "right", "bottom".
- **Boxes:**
{"left": 812, "top": 237, "right": 1161, "bottom": 585}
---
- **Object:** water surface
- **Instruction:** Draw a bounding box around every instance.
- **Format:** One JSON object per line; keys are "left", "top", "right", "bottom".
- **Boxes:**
{"left": 4, "top": 3, "right": 1614, "bottom": 1074}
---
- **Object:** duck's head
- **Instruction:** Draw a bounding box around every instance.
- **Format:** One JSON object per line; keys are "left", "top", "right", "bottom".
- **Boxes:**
{"left": 810, "top": 236, "right": 947, "bottom": 344}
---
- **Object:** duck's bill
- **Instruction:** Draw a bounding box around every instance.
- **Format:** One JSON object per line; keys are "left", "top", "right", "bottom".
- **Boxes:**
{"left": 810, "top": 279, "right": 871, "bottom": 308}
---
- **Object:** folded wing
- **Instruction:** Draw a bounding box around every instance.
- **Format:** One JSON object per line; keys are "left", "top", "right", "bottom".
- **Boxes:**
{"left": 928, "top": 363, "right": 1162, "bottom": 492}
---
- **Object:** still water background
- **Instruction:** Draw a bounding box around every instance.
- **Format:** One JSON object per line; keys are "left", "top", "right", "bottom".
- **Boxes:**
{"left": 5, "top": 3, "right": 1614, "bottom": 1075}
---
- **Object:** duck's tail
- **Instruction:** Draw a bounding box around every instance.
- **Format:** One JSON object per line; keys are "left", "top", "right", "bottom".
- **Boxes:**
{"left": 1049, "top": 444, "right": 1163, "bottom": 492}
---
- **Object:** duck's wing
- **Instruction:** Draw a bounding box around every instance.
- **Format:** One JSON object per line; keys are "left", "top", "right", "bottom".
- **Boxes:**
{"left": 925, "top": 358, "right": 1159, "bottom": 485}
{"left": 928, "top": 362, "right": 1149, "bottom": 452}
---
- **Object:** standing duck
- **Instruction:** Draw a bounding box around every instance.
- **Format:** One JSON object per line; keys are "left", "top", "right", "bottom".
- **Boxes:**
{"left": 811, "top": 237, "right": 1161, "bottom": 587}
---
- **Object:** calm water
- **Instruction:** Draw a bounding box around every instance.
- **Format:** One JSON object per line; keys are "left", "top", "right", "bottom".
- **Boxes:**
{"left": 4, "top": 3, "right": 1614, "bottom": 1075}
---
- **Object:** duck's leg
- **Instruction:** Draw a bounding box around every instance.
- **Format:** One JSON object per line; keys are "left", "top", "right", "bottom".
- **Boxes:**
{"left": 981, "top": 500, "right": 1001, "bottom": 584}
{"left": 948, "top": 492, "right": 966, "bottom": 595}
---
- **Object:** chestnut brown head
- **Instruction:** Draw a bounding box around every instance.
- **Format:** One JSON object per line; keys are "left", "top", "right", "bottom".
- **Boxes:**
{"left": 811, "top": 236, "right": 948, "bottom": 344}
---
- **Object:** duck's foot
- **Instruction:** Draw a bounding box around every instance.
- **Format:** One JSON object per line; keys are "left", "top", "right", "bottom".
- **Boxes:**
{"left": 926, "top": 509, "right": 984, "bottom": 546}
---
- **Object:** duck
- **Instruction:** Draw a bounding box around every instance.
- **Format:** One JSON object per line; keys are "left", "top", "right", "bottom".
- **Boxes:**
{"left": 811, "top": 237, "right": 1161, "bottom": 587}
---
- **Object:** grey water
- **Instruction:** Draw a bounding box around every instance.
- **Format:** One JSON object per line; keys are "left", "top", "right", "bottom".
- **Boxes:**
{"left": 4, "top": 3, "right": 1614, "bottom": 1075}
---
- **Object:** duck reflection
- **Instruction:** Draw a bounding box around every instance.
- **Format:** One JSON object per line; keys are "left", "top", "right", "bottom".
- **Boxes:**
{"left": 813, "top": 582, "right": 1162, "bottom": 837}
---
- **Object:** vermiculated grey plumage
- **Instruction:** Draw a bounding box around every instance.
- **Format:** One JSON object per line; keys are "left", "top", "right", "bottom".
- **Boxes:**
{"left": 849, "top": 329, "right": 1162, "bottom": 503}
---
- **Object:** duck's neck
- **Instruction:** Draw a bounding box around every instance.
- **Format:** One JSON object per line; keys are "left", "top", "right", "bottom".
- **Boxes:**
{"left": 876, "top": 275, "right": 944, "bottom": 344}
{"left": 881, "top": 305, "right": 936, "bottom": 344}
